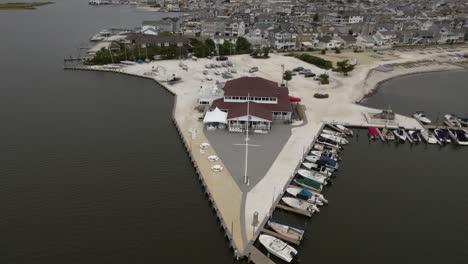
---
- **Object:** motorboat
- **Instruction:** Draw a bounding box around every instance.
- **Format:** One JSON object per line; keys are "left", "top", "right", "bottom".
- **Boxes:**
{"left": 310, "top": 150, "right": 340, "bottom": 160}
{"left": 268, "top": 220, "right": 305, "bottom": 241}
{"left": 454, "top": 130, "right": 468, "bottom": 145}
{"left": 313, "top": 143, "right": 340, "bottom": 153}
{"left": 381, "top": 128, "right": 395, "bottom": 141}
{"left": 368, "top": 127, "right": 380, "bottom": 140}
{"left": 322, "top": 129, "right": 346, "bottom": 138}
{"left": 444, "top": 114, "right": 462, "bottom": 128}
{"left": 301, "top": 162, "right": 333, "bottom": 177}
{"left": 393, "top": 129, "right": 407, "bottom": 142}
{"left": 90, "top": 34, "right": 105, "bottom": 42}
{"left": 457, "top": 117, "right": 468, "bottom": 127}
{"left": 297, "top": 169, "right": 329, "bottom": 185}
{"left": 420, "top": 129, "right": 439, "bottom": 144}
{"left": 259, "top": 235, "right": 297, "bottom": 263}
{"left": 316, "top": 139, "right": 343, "bottom": 150}
{"left": 447, "top": 129, "right": 458, "bottom": 142}
{"left": 294, "top": 177, "right": 323, "bottom": 192}
{"left": 408, "top": 130, "right": 422, "bottom": 143}
{"left": 320, "top": 134, "right": 349, "bottom": 145}
{"left": 305, "top": 156, "right": 338, "bottom": 171}
{"left": 413, "top": 111, "right": 432, "bottom": 124}
{"left": 282, "top": 197, "right": 320, "bottom": 213}
{"left": 287, "top": 186, "right": 328, "bottom": 204}
{"left": 335, "top": 124, "right": 354, "bottom": 136}
{"left": 434, "top": 128, "right": 451, "bottom": 144}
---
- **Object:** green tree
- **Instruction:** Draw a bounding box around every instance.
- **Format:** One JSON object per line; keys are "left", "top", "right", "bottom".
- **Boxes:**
{"left": 336, "top": 60, "right": 355, "bottom": 76}
{"left": 235, "top": 37, "right": 252, "bottom": 54}
{"left": 321, "top": 49, "right": 326, "bottom": 54}
{"left": 205, "top": 38, "right": 216, "bottom": 56}
{"left": 313, "top": 13, "right": 319, "bottom": 22}
{"left": 219, "top": 40, "right": 235, "bottom": 56}
{"left": 335, "top": 47, "right": 341, "bottom": 54}
{"left": 283, "top": 70, "right": 292, "bottom": 85}
{"left": 319, "top": 73, "right": 329, "bottom": 84}
{"left": 262, "top": 47, "right": 270, "bottom": 58}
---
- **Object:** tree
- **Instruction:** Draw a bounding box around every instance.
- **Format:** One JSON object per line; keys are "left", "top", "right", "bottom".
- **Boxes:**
{"left": 313, "top": 13, "right": 319, "bottom": 22}
{"left": 319, "top": 73, "right": 329, "bottom": 84}
{"left": 219, "top": 40, "right": 235, "bottom": 56}
{"left": 262, "top": 47, "right": 270, "bottom": 58}
{"left": 321, "top": 49, "right": 326, "bottom": 54}
{"left": 205, "top": 38, "right": 216, "bottom": 56}
{"left": 348, "top": 29, "right": 354, "bottom": 35}
{"left": 336, "top": 60, "right": 355, "bottom": 76}
{"left": 335, "top": 47, "right": 341, "bottom": 54}
{"left": 283, "top": 70, "right": 292, "bottom": 85}
{"left": 235, "top": 37, "right": 252, "bottom": 54}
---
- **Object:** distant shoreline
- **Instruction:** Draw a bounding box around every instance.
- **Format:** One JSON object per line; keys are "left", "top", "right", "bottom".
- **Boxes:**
{"left": 0, "top": 2, "right": 54, "bottom": 10}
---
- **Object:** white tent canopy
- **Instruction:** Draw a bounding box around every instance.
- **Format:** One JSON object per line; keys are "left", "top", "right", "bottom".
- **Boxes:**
{"left": 203, "top": 107, "right": 228, "bottom": 124}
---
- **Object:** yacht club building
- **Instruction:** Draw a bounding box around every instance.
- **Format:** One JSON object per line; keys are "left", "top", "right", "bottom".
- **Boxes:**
{"left": 210, "top": 77, "right": 293, "bottom": 133}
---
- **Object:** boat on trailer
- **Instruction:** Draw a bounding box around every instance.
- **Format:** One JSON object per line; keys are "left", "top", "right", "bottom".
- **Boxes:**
{"left": 287, "top": 186, "right": 328, "bottom": 204}
{"left": 282, "top": 197, "right": 320, "bottom": 213}
{"left": 413, "top": 111, "right": 432, "bottom": 124}
{"left": 294, "top": 177, "right": 323, "bottom": 192}
{"left": 268, "top": 220, "right": 305, "bottom": 241}
{"left": 259, "top": 235, "right": 297, "bottom": 263}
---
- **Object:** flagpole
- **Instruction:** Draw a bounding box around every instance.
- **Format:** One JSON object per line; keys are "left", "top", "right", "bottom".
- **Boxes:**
{"left": 243, "top": 93, "right": 250, "bottom": 185}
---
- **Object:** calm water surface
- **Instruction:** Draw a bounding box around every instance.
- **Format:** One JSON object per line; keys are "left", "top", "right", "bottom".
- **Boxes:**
{"left": 1, "top": 1, "right": 467, "bottom": 263}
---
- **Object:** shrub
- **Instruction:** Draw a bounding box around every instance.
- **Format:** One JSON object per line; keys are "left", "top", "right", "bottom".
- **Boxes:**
{"left": 295, "top": 53, "right": 333, "bottom": 69}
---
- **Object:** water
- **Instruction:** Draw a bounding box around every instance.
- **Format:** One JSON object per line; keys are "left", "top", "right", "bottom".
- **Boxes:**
{"left": 1, "top": 1, "right": 467, "bottom": 263}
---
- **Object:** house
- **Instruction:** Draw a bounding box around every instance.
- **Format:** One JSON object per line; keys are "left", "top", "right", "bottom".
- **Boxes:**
{"left": 373, "top": 31, "right": 398, "bottom": 45}
{"left": 126, "top": 33, "right": 190, "bottom": 48}
{"left": 268, "top": 28, "right": 297, "bottom": 50}
{"left": 224, "top": 20, "right": 246, "bottom": 37}
{"left": 141, "top": 25, "right": 158, "bottom": 36}
{"left": 200, "top": 18, "right": 225, "bottom": 36}
{"left": 356, "top": 34, "right": 375, "bottom": 47}
{"left": 316, "top": 36, "right": 343, "bottom": 49}
{"left": 210, "top": 77, "right": 293, "bottom": 132}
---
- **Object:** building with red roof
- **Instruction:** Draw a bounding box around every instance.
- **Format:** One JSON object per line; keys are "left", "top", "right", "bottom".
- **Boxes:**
{"left": 210, "top": 77, "right": 293, "bottom": 132}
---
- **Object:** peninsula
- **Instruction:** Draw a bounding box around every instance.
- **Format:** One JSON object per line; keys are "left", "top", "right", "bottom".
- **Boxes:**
{"left": 0, "top": 2, "right": 53, "bottom": 10}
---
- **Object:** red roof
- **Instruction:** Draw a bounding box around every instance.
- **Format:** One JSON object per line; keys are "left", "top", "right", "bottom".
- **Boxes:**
{"left": 223, "top": 77, "right": 283, "bottom": 97}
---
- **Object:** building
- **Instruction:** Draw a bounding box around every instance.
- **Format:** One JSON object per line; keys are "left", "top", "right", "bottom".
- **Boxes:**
{"left": 210, "top": 77, "right": 293, "bottom": 133}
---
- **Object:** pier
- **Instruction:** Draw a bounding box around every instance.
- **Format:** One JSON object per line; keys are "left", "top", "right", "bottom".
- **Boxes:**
{"left": 248, "top": 247, "right": 276, "bottom": 264}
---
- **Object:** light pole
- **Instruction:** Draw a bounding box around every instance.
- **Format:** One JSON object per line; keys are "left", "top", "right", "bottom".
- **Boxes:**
{"left": 281, "top": 64, "right": 285, "bottom": 85}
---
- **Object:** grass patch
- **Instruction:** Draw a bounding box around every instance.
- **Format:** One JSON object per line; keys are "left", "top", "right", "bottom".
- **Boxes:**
{"left": 0, "top": 2, "right": 53, "bottom": 10}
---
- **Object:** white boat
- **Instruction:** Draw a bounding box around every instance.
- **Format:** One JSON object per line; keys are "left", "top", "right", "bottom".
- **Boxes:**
{"left": 268, "top": 221, "right": 305, "bottom": 241}
{"left": 321, "top": 129, "right": 346, "bottom": 138}
{"left": 310, "top": 150, "right": 339, "bottom": 160}
{"left": 434, "top": 128, "right": 451, "bottom": 144}
{"left": 457, "top": 117, "right": 468, "bottom": 127}
{"left": 286, "top": 186, "right": 328, "bottom": 204}
{"left": 313, "top": 143, "right": 339, "bottom": 153}
{"left": 315, "top": 139, "right": 343, "bottom": 150}
{"left": 301, "top": 162, "right": 333, "bottom": 177}
{"left": 393, "top": 129, "right": 407, "bottom": 142}
{"left": 335, "top": 124, "right": 354, "bottom": 136}
{"left": 413, "top": 111, "right": 431, "bottom": 124}
{"left": 90, "top": 34, "right": 105, "bottom": 41}
{"left": 297, "top": 169, "right": 329, "bottom": 185}
{"left": 420, "top": 129, "right": 439, "bottom": 144}
{"left": 444, "top": 114, "right": 462, "bottom": 128}
{"left": 453, "top": 129, "right": 468, "bottom": 145}
{"left": 408, "top": 130, "right": 422, "bottom": 143}
{"left": 282, "top": 197, "right": 319, "bottom": 213}
{"left": 259, "top": 235, "right": 297, "bottom": 263}
{"left": 320, "top": 134, "right": 349, "bottom": 145}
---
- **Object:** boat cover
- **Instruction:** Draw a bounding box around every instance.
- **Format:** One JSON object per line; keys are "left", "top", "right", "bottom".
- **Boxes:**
{"left": 297, "top": 188, "right": 312, "bottom": 200}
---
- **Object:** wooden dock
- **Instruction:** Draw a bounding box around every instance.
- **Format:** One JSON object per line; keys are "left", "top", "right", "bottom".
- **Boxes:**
{"left": 249, "top": 246, "right": 276, "bottom": 264}
{"left": 260, "top": 228, "right": 301, "bottom": 246}
{"left": 276, "top": 204, "right": 312, "bottom": 217}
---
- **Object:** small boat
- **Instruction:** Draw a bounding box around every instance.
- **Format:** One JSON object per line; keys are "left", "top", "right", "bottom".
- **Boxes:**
{"left": 282, "top": 197, "right": 320, "bottom": 213}
{"left": 381, "top": 128, "right": 395, "bottom": 141}
{"left": 408, "top": 130, "right": 422, "bottom": 143}
{"left": 90, "top": 34, "right": 105, "bottom": 42}
{"left": 313, "top": 143, "right": 340, "bottom": 153}
{"left": 287, "top": 186, "right": 328, "bottom": 204}
{"left": 444, "top": 114, "right": 462, "bottom": 128}
{"left": 393, "top": 129, "right": 407, "bottom": 142}
{"left": 320, "top": 134, "right": 349, "bottom": 145}
{"left": 447, "top": 129, "right": 458, "bottom": 142}
{"left": 310, "top": 150, "right": 339, "bottom": 160}
{"left": 268, "top": 220, "right": 305, "bottom": 241}
{"left": 454, "top": 130, "right": 468, "bottom": 145}
{"left": 413, "top": 111, "right": 431, "bottom": 124}
{"left": 457, "top": 117, "right": 468, "bottom": 127}
{"left": 305, "top": 156, "right": 338, "bottom": 171}
{"left": 316, "top": 139, "right": 343, "bottom": 149}
{"left": 259, "top": 235, "right": 297, "bottom": 263}
{"left": 335, "top": 124, "right": 354, "bottom": 136}
{"left": 368, "top": 127, "right": 380, "bottom": 140}
{"left": 434, "top": 128, "right": 451, "bottom": 144}
{"left": 322, "top": 129, "right": 346, "bottom": 138}
{"left": 297, "top": 169, "right": 329, "bottom": 185}
{"left": 301, "top": 162, "right": 333, "bottom": 177}
{"left": 420, "top": 129, "right": 439, "bottom": 144}
{"left": 294, "top": 177, "right": 323, "bottom": 192}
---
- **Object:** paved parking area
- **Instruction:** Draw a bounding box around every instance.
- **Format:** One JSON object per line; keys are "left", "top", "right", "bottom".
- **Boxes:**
{"left": 205, "top": 123, "right": 291, "bottom": 192}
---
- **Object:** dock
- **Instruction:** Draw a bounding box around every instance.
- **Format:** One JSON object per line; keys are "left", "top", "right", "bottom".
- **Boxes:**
{"left": 260, "top": 228, "right": 301, "bottom": 245}
{"left": 276, "top": 204, "right": 313, "bottom": 217}
{"left": 249, "top": 246, "right": 276, "bottom": 264}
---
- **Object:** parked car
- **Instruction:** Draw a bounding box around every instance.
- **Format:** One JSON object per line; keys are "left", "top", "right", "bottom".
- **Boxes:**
{"left": 202, "top": 70, "right": 208, "bottom": 75}
{"left": 293, "top": 67, "right": 304, "bottom": 72}
{"left": 304, "top": 72, "right": 316, "bottom": 78}
{"left": 249, "top": 66, "right": 259, "bottom": 73}
{"left": 206, "top": 76, "right": 213, "bottom": 81}
{"left": 226, "top": 61, "right": 233, "bottom": 66}
{"left": 216, "top": 56, "right": 228, "bottom": 61}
